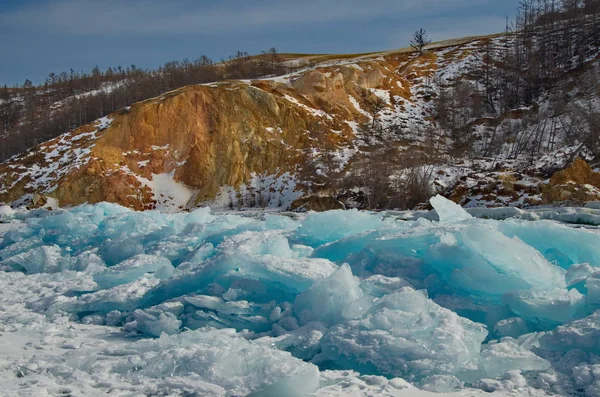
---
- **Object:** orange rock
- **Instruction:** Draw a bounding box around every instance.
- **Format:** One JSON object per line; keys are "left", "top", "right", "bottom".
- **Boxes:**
{"left": 549, "top": 157, "right": 595, "bottom": 186}
{"left": 543, "top": 158, "right": 600, "bottom": 204}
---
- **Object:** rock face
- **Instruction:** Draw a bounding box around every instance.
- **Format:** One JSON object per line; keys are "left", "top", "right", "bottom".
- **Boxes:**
{"left": 543, "top": 158, "right": 600, "bottom": 204}
{"left": 0, "top": 57, "right": 404, "bottom": 210}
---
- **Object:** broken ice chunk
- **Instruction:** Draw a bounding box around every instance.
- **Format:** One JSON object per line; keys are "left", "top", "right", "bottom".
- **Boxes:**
{"left": 504, "top": 288, "right": 585, "bottom": 324}
{"left": 359, "top": 275, "right": 412, "bottom": 297}
{"left": 0, "top": 205, "right": 15, "bottom": 221}
{"left": 94, "top": 254, "right": 174, "bottom": 288}
{"left": 460, "top": 226, "right": 566, "bottom": 291}
{"left": 64, "top": 275, "right": 160, "bottom": 313}
{"left": 255, "top": 322, "right": 327, "bottom": 360}
{"left": 130, "top": 308, "right": 182, "bottom": 336}
{"left": 184, "top": 206, "right": 215, "bottom": 225}
{"left": 427, "top": 225, "right": 566, "bottom": 300}
{"left": 566, "top": 263, "right": 595, "bottom": 290}
{"left": 2, "top": 245, "right": 65, "bottom": 274}
{"left": 430, "top": 194, "right": 472, "bottom": 222}
{"left": 494, "top": 317, "right": 532, "bottom": 338}
{"left": 539, "top": 311, "right": 600, "bottom": 354}
{"left": 479, "top": 339, "right": 550, "bottom": 378}
{"left": 75, "top": 328, "right": 321, "bottom": 396}
{"left": 498, "top": 220, "right": 600, "bottom": 268}
{"left": 585, "top": 277, "right": 600, "bottom": 308}
{"left": 319, "top": 287, "right": 488, "bottom": 381}
{"left": 421, "top": 375, "right": 462, "bottom": 392}
{"left": 293, "top": 264, "right": 364, "bottom": 326}
{"left": 295, "top": 209, "right": 384, "bottom": 246}
{"left": 185, "top": 295, "right": 223, "bottom": 310}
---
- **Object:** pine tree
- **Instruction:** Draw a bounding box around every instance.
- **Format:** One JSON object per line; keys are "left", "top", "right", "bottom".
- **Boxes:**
{"left": 410, "top": 28, "right": 432, "bottom": 55}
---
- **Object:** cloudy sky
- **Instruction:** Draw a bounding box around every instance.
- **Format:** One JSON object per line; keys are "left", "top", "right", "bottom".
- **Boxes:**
{"left": 0, "top": 0, "right": 519, "bottom": 86}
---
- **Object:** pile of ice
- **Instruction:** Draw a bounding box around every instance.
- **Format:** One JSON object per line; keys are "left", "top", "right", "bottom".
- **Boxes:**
{"left": 2, "top": 196, "right": 600, "bottom": 395}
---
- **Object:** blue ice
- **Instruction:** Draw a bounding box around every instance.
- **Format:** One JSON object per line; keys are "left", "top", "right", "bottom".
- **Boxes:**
{"left": 2, "top": 195, "right": 600, "bottom": 392}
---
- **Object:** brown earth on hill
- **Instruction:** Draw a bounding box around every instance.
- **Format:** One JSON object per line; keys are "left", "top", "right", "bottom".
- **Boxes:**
{"left": 0, "top": 57, "right": 411, "bottom": 209}
{"left": 543, "top": 158, "right": 600, "bottom": 204}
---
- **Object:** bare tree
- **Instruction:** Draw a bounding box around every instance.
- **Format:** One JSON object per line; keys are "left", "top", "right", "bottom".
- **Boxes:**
{"left": 0, "top": 85, "right": 9, "bottom": 101}
{"left": 567, "top": 74, "right": 600, "bottom": 158}
{"left": 343, "top": 145, "right": 434, "bottom": 210}
{"left": 410, "top": 28, "right": 432, "bottom": 55}
{"left": 259, "top": 47, "right": 284, "bottom": 76}
{"left": 0, "top": 45, "right": 303, "bottom": 162}
{"left": 359, "top": 88, "right": 387, "bottom": 129}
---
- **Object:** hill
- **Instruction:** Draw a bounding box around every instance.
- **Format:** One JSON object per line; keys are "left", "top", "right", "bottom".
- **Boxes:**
{"left": 2, "top": 3, "right": 600, "bottom": 211}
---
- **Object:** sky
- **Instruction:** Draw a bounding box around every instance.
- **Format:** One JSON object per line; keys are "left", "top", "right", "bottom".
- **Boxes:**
{"left": 0, "top": 0, "right": 520, "bottom": 86}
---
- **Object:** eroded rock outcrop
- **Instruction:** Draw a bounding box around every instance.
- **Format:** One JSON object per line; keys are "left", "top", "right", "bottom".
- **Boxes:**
{"left": 0, "top": 58, "right": 404, "bottom": 210}
{"left": 543, "top": 158, "right": 600, "bottom": 204}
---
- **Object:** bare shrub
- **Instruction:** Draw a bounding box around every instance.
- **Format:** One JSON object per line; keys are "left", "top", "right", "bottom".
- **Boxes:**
{"left": 342, "top": 147, "right": 434, "bottom": 210}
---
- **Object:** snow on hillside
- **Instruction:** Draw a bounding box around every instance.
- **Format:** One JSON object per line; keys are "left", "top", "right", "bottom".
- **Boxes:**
{"left": 133, "top": 171, "right": 196, "bottom": 212}
{"left": 0, "top": 116, "right": 113, "bottom": 198}
{"left": 211, "top": 172, "right": 302, "bottom": 211}
{"left": 49, "top": 81, "right": 126, "bottom": 112}
{"left": 1, "top": 196, "right": 599, "bottom": 396}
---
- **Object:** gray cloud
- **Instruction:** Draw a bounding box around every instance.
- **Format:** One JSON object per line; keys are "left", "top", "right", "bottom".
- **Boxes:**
{"left": 1, "top": 0, "right": 489, "bottom": 36}
{"left": 388, "top": 14, "right": 508, "bottom": 46}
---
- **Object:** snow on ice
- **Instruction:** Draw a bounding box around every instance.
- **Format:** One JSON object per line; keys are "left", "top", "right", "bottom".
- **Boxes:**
{"left": 1, "top": 196, "right": 600, "bottom": 396}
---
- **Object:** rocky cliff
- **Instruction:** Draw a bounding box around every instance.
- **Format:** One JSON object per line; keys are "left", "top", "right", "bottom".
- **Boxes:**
{"left": 0, "top": 37, "right": 452, "bottom": 210}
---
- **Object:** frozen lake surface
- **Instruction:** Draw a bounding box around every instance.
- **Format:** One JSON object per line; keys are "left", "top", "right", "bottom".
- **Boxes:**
{"left": 1, "top": 196, "right": 599, "bottom": 396}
